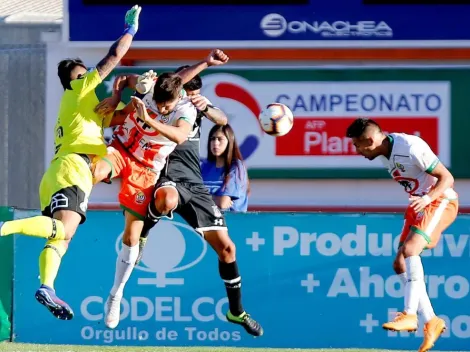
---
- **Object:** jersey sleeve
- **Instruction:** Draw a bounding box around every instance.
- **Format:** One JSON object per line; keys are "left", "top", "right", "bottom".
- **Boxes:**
{"left": 70, "top": 68, "right": 102, "bottom": 97}
{"left": 410, "top": 138, "right": 440, "bottom": 173}
{"left": 216, "top": 161, "right": 247, "bottom": 200}
{"left": 176, "top": 100, "right": 197, "bottom": 126}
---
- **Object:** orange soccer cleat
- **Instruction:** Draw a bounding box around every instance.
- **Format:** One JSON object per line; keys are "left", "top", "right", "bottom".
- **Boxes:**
{"left": 418, "top": 316, "right": 446, "bottom": 352}
{"left": 382, "top": 311, "right": 418, "bottom": 332}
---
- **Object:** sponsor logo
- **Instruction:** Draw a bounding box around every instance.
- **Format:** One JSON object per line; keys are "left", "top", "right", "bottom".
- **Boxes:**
{"left": 260, "top": 13, "right": 393, "bottom": 39}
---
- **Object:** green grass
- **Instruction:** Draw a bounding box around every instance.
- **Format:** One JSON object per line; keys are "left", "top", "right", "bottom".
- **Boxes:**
{"left": 0, "top": 344, "right": 464, "bottom": 352}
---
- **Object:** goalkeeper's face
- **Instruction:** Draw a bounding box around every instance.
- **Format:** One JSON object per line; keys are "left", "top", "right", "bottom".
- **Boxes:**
{"left": 70, "top": 65, "right": 87, "bottom": 81}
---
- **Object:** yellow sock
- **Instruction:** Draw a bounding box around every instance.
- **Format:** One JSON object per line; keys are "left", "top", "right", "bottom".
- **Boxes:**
{"left": 39, "top": 240, "right": 68, "bottom": 289}
{"left": 1, "top": 216, "right": 66, "bottom": 240}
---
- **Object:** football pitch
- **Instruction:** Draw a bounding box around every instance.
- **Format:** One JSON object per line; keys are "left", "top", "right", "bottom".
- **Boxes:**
{"left": 0, "top": 344, "right": 463, "bottom": 352}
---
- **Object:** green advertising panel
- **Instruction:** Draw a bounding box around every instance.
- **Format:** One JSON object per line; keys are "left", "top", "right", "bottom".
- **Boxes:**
{"left": 96, "top": 67, "right": 470, "bottom": 179}
{"left": 0, "top": 207, "right": 13, "bottom": 341}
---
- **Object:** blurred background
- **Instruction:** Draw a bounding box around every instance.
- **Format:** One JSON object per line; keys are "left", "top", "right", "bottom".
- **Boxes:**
{"left": 1, "top": 0, "right": 470, "bottom": 213}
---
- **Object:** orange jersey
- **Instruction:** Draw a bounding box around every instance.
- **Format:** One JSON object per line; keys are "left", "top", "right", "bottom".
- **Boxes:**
{"left": 113, "top": 92, "right": 197, "bottom": 171}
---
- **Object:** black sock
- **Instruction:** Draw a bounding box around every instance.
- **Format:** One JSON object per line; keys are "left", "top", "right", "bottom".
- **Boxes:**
{"left": 219, "top": 260, "right": 244, "bottom": 316}
{"left": 140, "top": 217, "right": 159, "bottom": 239}
{"left": 141, "top": 201, "right": 163, "bottom": 239}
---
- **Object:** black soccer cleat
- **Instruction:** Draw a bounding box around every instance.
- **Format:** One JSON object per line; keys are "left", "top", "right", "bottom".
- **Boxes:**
{"left": 226, "top": 311, "right": 264, "bottom": 337}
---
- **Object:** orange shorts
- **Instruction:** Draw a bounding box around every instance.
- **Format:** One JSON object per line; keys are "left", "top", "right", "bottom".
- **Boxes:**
{"left": 102, "top": 140, "right": 158, "bottom": 219}
{"left": 399, "top": 196, "right": 459, "bottom": 249}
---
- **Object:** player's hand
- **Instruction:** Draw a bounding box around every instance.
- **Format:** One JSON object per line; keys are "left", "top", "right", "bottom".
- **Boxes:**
{"left": 131, "top": 96, "right": 150, "bottom": 123}
{"left": 94, "top": 96, "right": 120, "bottom": 116}
{"left": 136, "top": 70, "right": 157, "bottom": 94}
{"left": 190, "top": 94, "right": 208, "bottom": 111}
{"left": 124, "top": 5, "right": 142, "bottom": 33}
{"left": 205, "top": 49, "right": 229, "bottom": 67}
{"left": 409, "top": 195, "right": 431, "bottom": 213}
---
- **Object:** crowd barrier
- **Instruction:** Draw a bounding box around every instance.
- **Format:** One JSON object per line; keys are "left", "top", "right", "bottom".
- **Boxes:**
{"left": 1, "top": 208, "right": 469, "bottom": 350}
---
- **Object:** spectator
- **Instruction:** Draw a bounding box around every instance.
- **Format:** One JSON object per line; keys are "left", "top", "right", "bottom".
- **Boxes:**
{"left": 201, "top": 124, "right": 249, "bottom": 212}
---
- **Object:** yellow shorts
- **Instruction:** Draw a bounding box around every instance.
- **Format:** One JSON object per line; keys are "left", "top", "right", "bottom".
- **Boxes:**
{"left": 39, "top": 154, "right": 93, "bottom": 224}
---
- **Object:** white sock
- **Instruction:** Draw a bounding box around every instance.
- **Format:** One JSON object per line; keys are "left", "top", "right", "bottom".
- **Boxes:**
{"left": 110, "top": 244, "right": 139, "bottom": 298}
{"left": 418, "top": 288, "right": 436, "bottom": 323}
{"left": 400, "top": 271, "right": 432, "bottom": 320}
{"left": 404, "top": 256, "right": 426, "bottom": 315}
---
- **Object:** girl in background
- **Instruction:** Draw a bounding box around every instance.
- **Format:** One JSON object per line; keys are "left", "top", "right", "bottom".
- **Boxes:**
{"left": 201, "top": 124, "right": 249, "bottom": 212}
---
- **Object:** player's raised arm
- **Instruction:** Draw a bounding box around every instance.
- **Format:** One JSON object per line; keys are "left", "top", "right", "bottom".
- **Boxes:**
{"left": 95, "top": 70, "right": 157, "bottom": 116}
{"left": 95, "top": 5, "right": 142, "bottom": 80}
{"left": 177, "top": 49, "right": 229, "bottom": 84}
{"left": 190, "top": 94, "right": 228, "bottom": 126}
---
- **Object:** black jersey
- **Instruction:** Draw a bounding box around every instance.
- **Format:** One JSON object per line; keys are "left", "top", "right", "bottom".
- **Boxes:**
{"left": 163, "top": 110, "right": 205, "bottom": 183}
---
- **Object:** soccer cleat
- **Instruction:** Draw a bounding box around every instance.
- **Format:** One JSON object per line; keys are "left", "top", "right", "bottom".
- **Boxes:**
{"left": 104, "top": 294, "right": 121, "bottom": 329}
{"left": 35, "top": 285, "right": 74, "bottom": 320}
{"left": 135, "top": 237, "right": 147, "bottom": 265}
{"left": 226, "top": 311, "right": 263, "bottom": 337}
{"left": 382, "top": 311, "right": 418, "bottom": 332}
{"left": 418, "top": 316, "right": 446, "bottom": 352}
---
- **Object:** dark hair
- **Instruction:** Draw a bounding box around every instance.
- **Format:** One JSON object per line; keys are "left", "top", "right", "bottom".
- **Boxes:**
{"left": 57, "top": 58, "right": 86, "bottom": 90}
{"left": 152, "top": 72, "right": 183, "bottom": 104}
{"left": 346, "top": 117, "right": 382, "bottom": 138}
{"left": 175, "top": 65, "right": 203, "bottom": 92}
{"left": 207, "top": 124, "right": 250, "bottom": 195}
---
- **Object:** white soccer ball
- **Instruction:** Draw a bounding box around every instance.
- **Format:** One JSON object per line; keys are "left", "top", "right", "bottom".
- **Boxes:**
{"left": 258, "top": 103, "right": 294, "bottom": 137}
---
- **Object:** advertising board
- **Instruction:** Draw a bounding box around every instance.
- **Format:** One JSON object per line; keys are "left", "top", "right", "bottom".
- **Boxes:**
{"left": 67, "top": 0, "right": 470, "bottom": 47}
{"left": 12, "top": 210, "right": 470, "bottom": 350}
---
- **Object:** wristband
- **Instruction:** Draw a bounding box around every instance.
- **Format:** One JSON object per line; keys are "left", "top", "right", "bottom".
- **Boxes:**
{"left": 202, "top": 105, "right": 209, "bottom": 113}
{"left": 422, "top": 195, "right": 432, "bottom": 205}
{"left": 123, "top": 26, "right": 137, "bottom": 36}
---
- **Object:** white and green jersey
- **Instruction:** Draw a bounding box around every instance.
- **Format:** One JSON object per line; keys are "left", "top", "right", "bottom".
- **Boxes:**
{"left": 379, "top": 133, "right": 456, "bottom": 198}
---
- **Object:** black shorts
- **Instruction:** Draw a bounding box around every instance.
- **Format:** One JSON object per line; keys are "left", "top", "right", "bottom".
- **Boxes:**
{"left": 41, "top": 185, "right": 88, "bottom": 224}
{"left": 148, "top": 176, "right": 227, "bottom": 235}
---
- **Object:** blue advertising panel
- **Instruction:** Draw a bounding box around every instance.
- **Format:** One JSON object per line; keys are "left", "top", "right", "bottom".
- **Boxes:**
{"left": 67, "top": 0, "right": 470, "bottom": 45}
{"left": 13, "top": 210, "right": 470, "bottom": 350}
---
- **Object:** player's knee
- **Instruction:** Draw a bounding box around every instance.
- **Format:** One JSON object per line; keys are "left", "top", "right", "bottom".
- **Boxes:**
{"left": 155, "top": 188, "right": 178, "bottom": 215}
{"left": 122, "top": 230, "right": 140, "bottom": 247}
{"left": 402, "top": 240, "right": 422, "bottom": 258}
{"left": 53, "top": 211, "right": 80, "bottom": 240}
{"left": 218, "top": 240, "right": 236, "bottom": 263}
{"left": 393, "top": 256, "right": 405, "bottom": 274}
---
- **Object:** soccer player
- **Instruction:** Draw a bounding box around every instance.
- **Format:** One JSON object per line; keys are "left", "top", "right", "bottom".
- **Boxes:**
{"left": 91, "top": 50, "right": 230, "bottom": 329}
{"left": 135, "top": 68, "right": 264, "bottom": 337}
{"left": 346, "top": 118, "right": 457, "bottom": 352}
{"left": 0, "top": 5, "right": 142, "bottom": 320}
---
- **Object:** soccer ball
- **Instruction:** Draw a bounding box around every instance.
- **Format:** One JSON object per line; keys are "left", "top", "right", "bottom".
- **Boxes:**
{"left": 258, "top": 103, "right": 294, "bottom": 137}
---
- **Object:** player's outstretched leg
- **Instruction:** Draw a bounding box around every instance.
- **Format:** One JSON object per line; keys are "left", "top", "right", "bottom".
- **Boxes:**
{"left": 204, "top": 230, "right": 263, "bottom": 337}
{"left": 105, "top": 211, "right": 142, "bottom": 329}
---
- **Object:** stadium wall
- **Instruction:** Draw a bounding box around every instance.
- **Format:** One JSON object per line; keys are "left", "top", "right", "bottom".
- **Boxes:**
{"left": 44, "top": 43, "right": 470, "bottom": 212}
{"left": 6, "top": 207, "right": 470, "bottom": 350}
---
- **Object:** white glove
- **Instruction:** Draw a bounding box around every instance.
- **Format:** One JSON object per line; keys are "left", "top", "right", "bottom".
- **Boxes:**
{"left": 135, "top": 70, "right": 157, "bottom": 94}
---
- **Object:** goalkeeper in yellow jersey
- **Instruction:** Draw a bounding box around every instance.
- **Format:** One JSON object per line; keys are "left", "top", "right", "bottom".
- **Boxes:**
{"left": 0, "top": 5, "right": 142, "bottom": 321}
